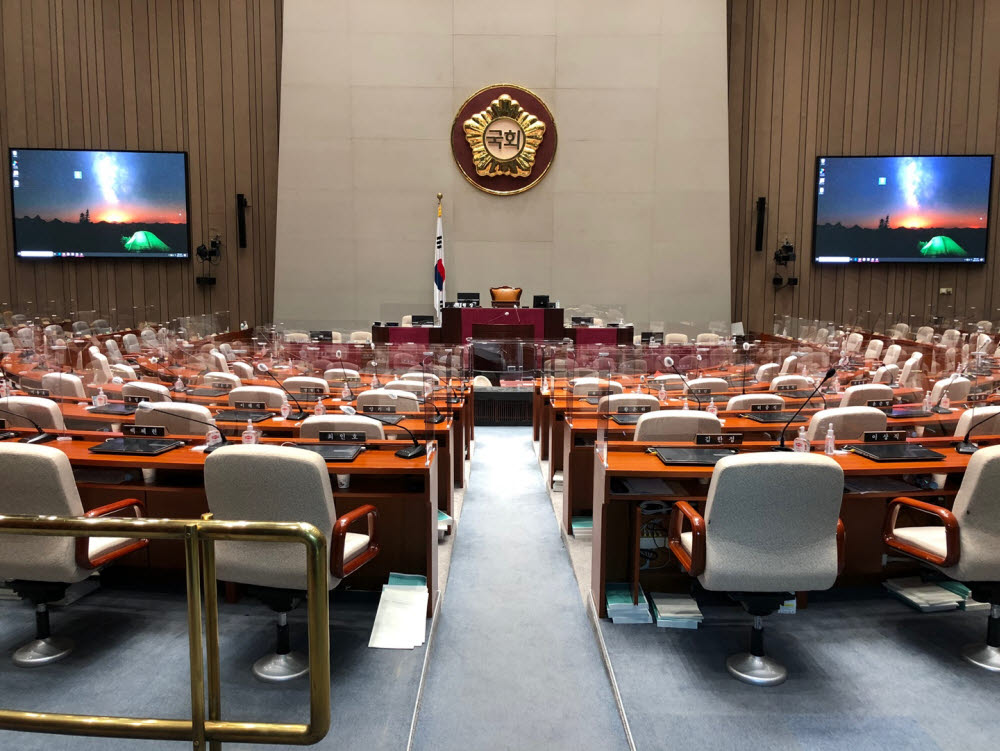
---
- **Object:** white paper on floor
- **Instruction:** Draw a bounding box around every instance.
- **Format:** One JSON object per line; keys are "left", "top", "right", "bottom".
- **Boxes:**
{"left": 368, "top": 585, "right": 429, "bottom": 649}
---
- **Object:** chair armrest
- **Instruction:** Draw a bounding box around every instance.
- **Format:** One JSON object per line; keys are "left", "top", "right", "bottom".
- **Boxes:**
{"left": 836, "top": 519, "right": 846, "bottom": 575}
{"left": 76, "top": 498, "right": 148, "bottom": 569}
{"left": 332, "top": 504, "right": 380, "bottom": 579}
{"left": 882, "top": 496, "right": 960, "bottom": 568}
{"left": 668, "top": 501, "right": 706, "bottom": 577}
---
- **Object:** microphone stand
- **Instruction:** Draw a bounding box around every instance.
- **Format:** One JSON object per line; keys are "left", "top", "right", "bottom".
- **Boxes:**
{"left": 258, "top": 365, "right": 307, "bottom": 420}
{"left": 666, "top": 358, "right": 702, "bottom": 410}
{"left": 956, "top": 407, "right": 1000, "bottom": 454}
{"left": 772, "top": 367, "right": 836, "bottom": 451}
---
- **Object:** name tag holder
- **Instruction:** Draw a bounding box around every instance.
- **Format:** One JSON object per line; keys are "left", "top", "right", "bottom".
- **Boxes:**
{"left": 862, "top": 430, "right": 906, "bottom": 443}
{"left": 318, "top": 431, "right": 367, "bottom": 443}
{"left": 696, "top": 433, "right": 743, "bottom": 445}
{"left": 866, "top": 399, "right": 893, "bottom": 409}
{"left": 299, "top": 386, "right": 326, "bottom": 395}
{"left": 967, "top": 392, "right": 989, "bottom": 403}
{"left": 586, "top": 390, "right": 611, "bottom": 397}
{"left": 689, "top": 387, "right": 712, "bottom": 397}
{"left": 124, "top": 394, "right": 150, "bottom": 404}
{"left": 617, "top": 405, "right": 652, "bottom": 414}
{"left": 209, "top": 382, "right": 234, "bottom": 391}
{"left": 850, "top": 379, "right": 866, "bottom": 387}
{"left": 24, "top": 387, "right": 50, "bottom": 397}
{"left": 234, "top": 401, "right": 267, "bottom": 411}
{"left": 775, "top": 383, "right": 801, "bottom": 392}
{"left": 124, "top": 425, "right": 167, "bottom": 438}
{"left": 751, "top": 403, "right": 782, "bottom": 412}
{"left": 363, "top": 405, "right": 397, "bottom": 414}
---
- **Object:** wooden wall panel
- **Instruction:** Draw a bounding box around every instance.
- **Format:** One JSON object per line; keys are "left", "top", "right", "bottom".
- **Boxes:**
{"left": 730, "top": 0, "right": 1000, "bottom": 333}
{"left": 0, "top": 0, "right": 281, "bottom": 329}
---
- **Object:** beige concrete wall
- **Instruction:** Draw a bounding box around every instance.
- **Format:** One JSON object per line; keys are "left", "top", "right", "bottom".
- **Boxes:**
{"left": 274, "top": 0, "right": 731, "bottom": 329}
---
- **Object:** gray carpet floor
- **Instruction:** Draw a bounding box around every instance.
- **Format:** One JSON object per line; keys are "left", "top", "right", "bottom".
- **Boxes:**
{"left": 411, "top": 427, "right": 628, "bottom": 751}
{"left": 602, "top": 590, "right": 1000, "bottom": 750}
{"left": 0, "top": 587, "right": 426, "bottom": 749}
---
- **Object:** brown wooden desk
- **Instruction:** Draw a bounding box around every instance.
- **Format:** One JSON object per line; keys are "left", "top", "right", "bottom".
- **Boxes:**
{"left": 0, "top": 428, "right": 439, "bottom": 616}
{"left": 591, "top": 439, "right": 980, "bottom": 618}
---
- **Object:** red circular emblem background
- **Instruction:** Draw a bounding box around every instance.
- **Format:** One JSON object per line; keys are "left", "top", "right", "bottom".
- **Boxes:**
{"left": 451, "top": 84, "right": 558, "bottom": 196}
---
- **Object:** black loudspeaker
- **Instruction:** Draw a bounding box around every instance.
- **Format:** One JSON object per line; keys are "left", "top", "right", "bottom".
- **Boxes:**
{"left": 236, "top": 193, "right": 248, "bottom": 248}
{"left": 754, "top": 196, "right": 766, "bottom": 252}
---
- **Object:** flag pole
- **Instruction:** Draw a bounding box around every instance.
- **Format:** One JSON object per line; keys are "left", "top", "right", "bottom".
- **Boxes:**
{"left": 434, "top": 193, "right": 445, "bottom": 325}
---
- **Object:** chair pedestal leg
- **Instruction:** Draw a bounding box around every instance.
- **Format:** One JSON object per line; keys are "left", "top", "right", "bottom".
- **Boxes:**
{"left": 962, "top": 602, "right": 1000, "bottom": 672}
{"left": 726, "top": 615, "right": 788, "bottom": 686}
{"left": 252, "top": 612, "right": 309, "bottom": 683}
{"left": 13, "top": 604, "right": 74, "bottom": 667}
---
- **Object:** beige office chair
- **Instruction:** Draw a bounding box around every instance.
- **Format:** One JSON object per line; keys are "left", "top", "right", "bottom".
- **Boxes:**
{"left": 972, "top": 333, "right": 994, "bottom": 355}
{"left": 136, "top": 402, "right": 216, "bottom": 436}
{"left": 649, "top": 374, "right": 684, "bottom": 391}
{"left": 663, "top": 333, "right": 689, "bottom": 345}
{"left": 41, "top": 372, "right": 87, "bottom": 399}
{"left": 324, "top": 368, "right": 361, "bottom": 382}
{"left": 16, "top": 327, "right": 36, "bottom": 348}
{"left": 110, "top": 363, "right": 138, "bottom": 381}
{"left": 813, "top": 327, "right": 830, "bottom": 344}
{"left": 669, "top": 453, "right": 845, "bottom": 685}
{"left": 385, "top": 379, "right": 428, "bottom": 397}
{"left": 283, "top": 376, "right": 329, "bottom": 394}
{"left": 843, "top": 332, "right": 864, "bottom": 355}
{"left": 401, "top": 315, "right": 413, "bottom": 327}
{"left": 634, "top": 412, "right": 722, "bottom": 441}
{"left": 218, "top": 342, "right": 237, "bottom": 361}
{"left": 864, "top": 340, "right": 884, "bottom": 361}
{"left": 204, "top": 445, "right": 379, "bottom": 681}
{"left": 88, "top": 346, "right": 113, "bottom": 385}
{"left": 104, "top": 339, "right": 124, "bottom": 364}
{"left": 929, "top": 376, "right": 971, "bottom": 406}
{"left": 355, "top": 388, "right": 420, "bottom": 411}
{"left": 882, "top": 344, "right": 902, "bottom": 366}
{"left": 725, "top": 394, "right": 784, "bottom": 412}
{"left": 883, "top": 445, "right": 1000, "bottom": 670}
{"left": 778, "top": 355, "right": 799, "bottom": 375}
{"left": 400, "top": 371, "right": 442, "bottom": 384}
{"left": 597, "top": 393, "right": 659, "bottom": 414}
{"left": 696, "top": 333, "right": 721, "bottom": 345}
{"left": 283, "top": 332, "right": 310, "bottom": 344}
{"left": 684, "top": 377, "right": 729, "bottom": 395}
{"left": 805, "top": 406, "right": 887, "bottom": 441}
{"left": 91, "top": 319, "right": 112, "bottom": 335}
{"left": 228, "top": 386, "right": 285, "bottom": 408}
{"left": 122, "top": 333, "right": 141, "bottom": 354}
{"left": 0, "top": 332, "right": 14, "bottom": 353}
{"left": 839, "top": 383, "right": 893, "bottom": 407}
{"left": 208, "top": 349, "right": 230, "bottom": 373}
{"left": 299, "top": 414, "right": 385, "bottom": 440}
{"left": 898, "top": 354, "right": 922, "bottom": 387}
{"left": 571, "top": 378, "right": 624, "bottom": 397}
{"left": 0, "top": 396, "right": 66, "bottom": 431}
{"left": 941, "top": 329, "right": 962, "bottom": 348}
{"left": 229, "top": 361, "right": 253, "bottom": 380}
{"left": 953, "top": 406, "right": 1000, "bottom": 443}
{"left": 472, "top": 375, "right": 493, "bottom": 388}
{"left": 915, "top": 326, "right": 935, "bottom": 344}
{"left": 0, "top": 443, "right": 147, "bottom": 665}
{"left": 976, "top": 320, "right": 993, "bottom": 334}
{"left": 203, "top": 372, "right": 241, "bottom": 389}
{"left": 768, "top": 375, "right": 810, "bottom": 392}
{"left": 122, "top": 382, "right": 172, "bottom": 403}
{"left": 872, "top": 364, "right": 899, "bottom": 385}
{"left": 139, "top": 328, "right": 159, "bottom": 348}
{"left": 349, "top": 331, "right": 372, "bottom": 343}
{"left": 891, "top": 322, "right": 910, "bottom": 339}
{"left": 755, "top": 363, "right": 779, "bottom": 384}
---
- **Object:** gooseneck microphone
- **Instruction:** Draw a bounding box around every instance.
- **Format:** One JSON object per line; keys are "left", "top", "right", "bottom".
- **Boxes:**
{"left": 334, "top": 349, "right": 355, "bottom": 399}
{"left": 772, "top": 367, "right": 837, "bottom": 451}
{"left": 421, "top": 353, "right": 445, "bottom": 424}
{"left": 341, "top": 404, "right": 425, "bottom": 459}
{"left": 136, "top": 402, "right": 229, "bottom": 452}
{"left": 955, "top": 406, "right": 1000, "bottom": 454}
{"left": 256, "top": 363, "right": 307, "bottom": 419}
{"left": 664, "top": 356, "right": 701, "bottom": 410}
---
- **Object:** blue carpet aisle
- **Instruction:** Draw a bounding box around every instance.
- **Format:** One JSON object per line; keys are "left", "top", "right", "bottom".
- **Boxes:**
{"left": 412, "top": 427, "right": 628, "bottom": 750}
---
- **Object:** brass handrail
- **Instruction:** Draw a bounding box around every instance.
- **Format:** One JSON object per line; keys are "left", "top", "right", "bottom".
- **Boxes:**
{"left": 0, "top": 513, "right": 331, "bottom": 749}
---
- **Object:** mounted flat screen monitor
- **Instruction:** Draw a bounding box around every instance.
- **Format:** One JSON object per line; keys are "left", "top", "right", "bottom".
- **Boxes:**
{"left": 9, "top": 148, "right": 189, "bottom": 259}
{"left": 813, "top": 155, "right": 992, "bottom": 264}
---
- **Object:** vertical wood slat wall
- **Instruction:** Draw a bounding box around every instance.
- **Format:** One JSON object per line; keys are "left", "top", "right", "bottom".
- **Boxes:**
{"left": 729, "top": 0, "right": 1000, "bottom": 334}
{"left": 0, "top": 0, "right": 281, "bottom": 329}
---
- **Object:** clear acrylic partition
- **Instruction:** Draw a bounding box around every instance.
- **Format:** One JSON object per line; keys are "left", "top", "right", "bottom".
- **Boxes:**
{"left": 562, "top": 302, "right": 628, "bottom": 329}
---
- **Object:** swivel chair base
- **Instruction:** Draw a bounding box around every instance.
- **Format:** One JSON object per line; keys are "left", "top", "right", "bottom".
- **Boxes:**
{"left": 252, "top": 651, "right": 309, "bottom": 682}
{"left": 963, "top": 594, "right": 1000, "bottom": 671}
{"left": 13, "top": 636, "right": 74, "bottom": 667}
{"left": 726, "top": 653, "right": 787, "bottom": 686}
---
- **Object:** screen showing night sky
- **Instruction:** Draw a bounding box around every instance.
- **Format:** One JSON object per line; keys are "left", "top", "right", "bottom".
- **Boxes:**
{"left": 10, "top": 149, "right": 189, "bottom": 259}
{"left": 814, "top": 155, "right": 992, "bottom": 264}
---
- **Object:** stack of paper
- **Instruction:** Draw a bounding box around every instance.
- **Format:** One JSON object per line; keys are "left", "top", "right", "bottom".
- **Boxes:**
{"left": 884, "top": 577, "right": 963, "bottom": 612}
{"left": 606, "top": 582, "right": 653, "bottom": 624}
{"left": 368, "top": 573, "right": 429, "bottom": 649}
{"left": 649, "top": 592, "right": 703, "bottom": 629}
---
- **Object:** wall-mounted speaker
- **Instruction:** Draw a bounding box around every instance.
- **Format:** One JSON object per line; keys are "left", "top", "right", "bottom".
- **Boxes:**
{"left": 754, "top": 196, "right": 766, "bottom": 252}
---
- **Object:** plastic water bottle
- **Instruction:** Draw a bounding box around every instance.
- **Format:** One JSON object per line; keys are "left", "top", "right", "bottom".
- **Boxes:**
{"left": 922, "top": 390, "right": 933, "bottom": 412}
{"left": 682, "top": 397, "right": 690, "bottom": 410}
{"left": 205, "top": 425, "right": 222, "bottom": 448}
{"left": 824, "top": 424, "right": 836, "bottom": 455}
{"left": 241, "top": 420, "right": 258, "bottom": 445}
{"left": 658, "top": 384, "right": 667, "bottom": 402}
{"left": 341, "top": 383, "right": 352, "bottom": 401}
{"left": 793, "top": 426, "right": 809, "bottom": 452}
{"left": 93, "top": 387, "right": 108, "bottom": 408}
{"left": 314, "top": 398, "right": 327, "bottom": 416}
{"left": 941, "top": 392, "right": 951, "bottom": 411}
{"left": 279, "top": 395, "right": 291, "bottom": 420}
{"left": 0, "top": 379, "right": 7, "bottom": 398}
{"left": 706, "top": 398, "right": 718, "bottom": 416}
{"left": 174, "top": 375, "right": 185, "bottom": 392}
{"left": 831, "top": 375, "right": 841, "bottom": 394}
{"left": 370, "top": 374, "right": 379, "bottom": 390}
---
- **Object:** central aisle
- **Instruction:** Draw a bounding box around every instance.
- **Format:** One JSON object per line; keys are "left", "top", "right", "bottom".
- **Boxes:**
{"left": 412, "top": 427, "right": 628, "bottom": 750}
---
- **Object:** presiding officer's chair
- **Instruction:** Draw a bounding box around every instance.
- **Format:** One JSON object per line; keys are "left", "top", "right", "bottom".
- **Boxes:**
{"left": 489, "top": 286, "right": 522, "bottom": 308}
{"left": 205, "top": 446, "right": 379, "bottom": 681}
{"left": 669, "top": 453, "right": 845, "bottom": 685}
{"left": 0, "top": 443, "right": 147, "bottom": 666}
{"left": 883, "top": 445, "right": 1000, "bottom": 671}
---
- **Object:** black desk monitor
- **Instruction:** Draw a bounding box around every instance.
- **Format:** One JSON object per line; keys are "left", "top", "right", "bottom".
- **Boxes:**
{"left": 89, "top": 437, "right": 185, "bottom": 456}
{"left": 571, "top": 316, "right": 594, "bottom": 326}
{"left": 411, "top": 315, "right": 434, "bottom": 326}
{"left": 532, "top": 294, "right": 550, "bottom": 308}
{"left": 293, "top": 444, "right": 364, "bottom": 462}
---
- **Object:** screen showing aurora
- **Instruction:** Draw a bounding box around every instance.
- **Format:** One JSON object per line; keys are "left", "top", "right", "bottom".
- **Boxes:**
{"left": 10, "top": 149, "right": 189, "bottom": 259}
{"left": 813, "top": 155, "right": 992, "bottom": 263}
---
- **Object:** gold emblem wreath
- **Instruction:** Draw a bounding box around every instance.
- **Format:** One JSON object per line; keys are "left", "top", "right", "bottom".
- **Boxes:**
{"left": 463, "top": 94, "right": 546, "bottom": 178}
